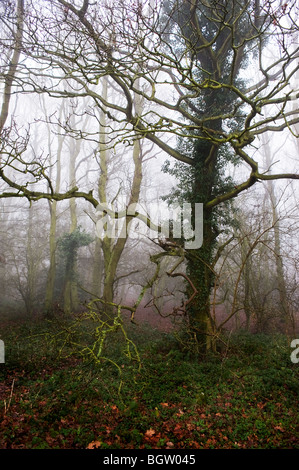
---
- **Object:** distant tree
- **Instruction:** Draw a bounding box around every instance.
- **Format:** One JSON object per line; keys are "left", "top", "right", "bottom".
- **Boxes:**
{"left": 57, "top": 226, "right": 93, "bottom": 314}
{"left": 43, "top": 98, "right": 64, "bottom": 315}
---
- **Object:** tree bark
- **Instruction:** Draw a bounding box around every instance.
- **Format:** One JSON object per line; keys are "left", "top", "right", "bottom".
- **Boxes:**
{"left": 44, "top": 114, "right": 64, "bottom": 315}
{"left": 0, "top": 0, "right": 24, "bottom": 133}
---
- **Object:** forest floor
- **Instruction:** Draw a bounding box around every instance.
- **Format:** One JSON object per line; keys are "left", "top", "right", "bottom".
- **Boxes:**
{"left": 0, "top": 313, "right": 298, "bottom": 450}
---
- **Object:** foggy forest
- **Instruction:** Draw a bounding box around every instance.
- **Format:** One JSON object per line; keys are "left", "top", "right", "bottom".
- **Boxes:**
{"left": 0, "top": 0, "right": 298, "bottom": 453}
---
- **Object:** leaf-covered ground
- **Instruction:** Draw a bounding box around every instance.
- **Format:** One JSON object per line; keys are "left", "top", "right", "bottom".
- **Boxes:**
{"left": 0, "top": 317, "right": 298, "bottom": 449}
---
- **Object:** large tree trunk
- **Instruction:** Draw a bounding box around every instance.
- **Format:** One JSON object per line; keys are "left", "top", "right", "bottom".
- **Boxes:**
{"left": 185, "top": 109, "right": 222, "bottom": 353}
{"left": 186, "top": 210, "right": 217, "bottom": 354}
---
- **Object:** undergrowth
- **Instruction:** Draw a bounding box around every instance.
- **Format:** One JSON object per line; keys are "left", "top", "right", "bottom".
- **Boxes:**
{"left": 0, "top": 316, "right": 298, "bottom": 449}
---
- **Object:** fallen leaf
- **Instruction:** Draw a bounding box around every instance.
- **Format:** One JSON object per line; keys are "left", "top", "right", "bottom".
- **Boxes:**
{"left": 166, "top": 441, "right": 174, "bottom": 448}
{"left": 45, "top": 435, "right": 55, "bottom": 445}
{"left": 145, "top": 429, "right": 156, "bottom": 438}
{"left": 87, "top": 440, "right": 102, "bottom": 449}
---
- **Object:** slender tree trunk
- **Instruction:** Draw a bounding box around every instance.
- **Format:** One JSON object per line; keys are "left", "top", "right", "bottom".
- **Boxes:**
{"left": 242, "top": 235, "right": 252, "bottom": 331}
{"left": 101, "top": 135, "right": 143, "bottom": 319}
{"left": 44, "top": 200, "right": 58, "bottom": 314}
{"left": 91, "top": 238, "right": 103, "bottom": 298}
{"left": 44, "top": 123, "right": 63, "bottom": 314}
{"left": 63, "top": 254, "right": 75, "bottom": 315}
{"left": 0, "top": 0, "right": 24, "bottom": 133}
{"left": 62, "top": 99, "right": 89, "bottom": 313}
{"left": 25, "top": 205, "right": 36, "bottom": 315}
{"left": 98, "top": 77, "right": 144, "bottom": 320}
{"left": 63, "top": 142, "right": 80, "bottom": 314}
{"left": 97, "top": 77, "right": 112, "bottom": 312}
{"left": 271, "top": 199, "right": 289, "bottom": 332}
{"left": 263, "top": 135, "right": 290, "bottom": 333}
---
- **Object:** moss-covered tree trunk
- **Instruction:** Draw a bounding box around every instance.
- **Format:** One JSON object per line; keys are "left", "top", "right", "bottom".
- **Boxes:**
{"left": 185, "top": 93, "right": 223, "bottom": 352}
{"left": 186, "top": 233, "right": 216, "bottom": 353}
{"left": 186, "top": 144, "right": 219, "bottom": 354}
{"left": 170, "top": 0, "right": 253, "bottom": 354}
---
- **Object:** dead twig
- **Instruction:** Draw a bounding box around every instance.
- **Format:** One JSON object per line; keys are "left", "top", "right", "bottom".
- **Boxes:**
{"left": 4, "top": 378, "right": 15, "bottom": 416}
